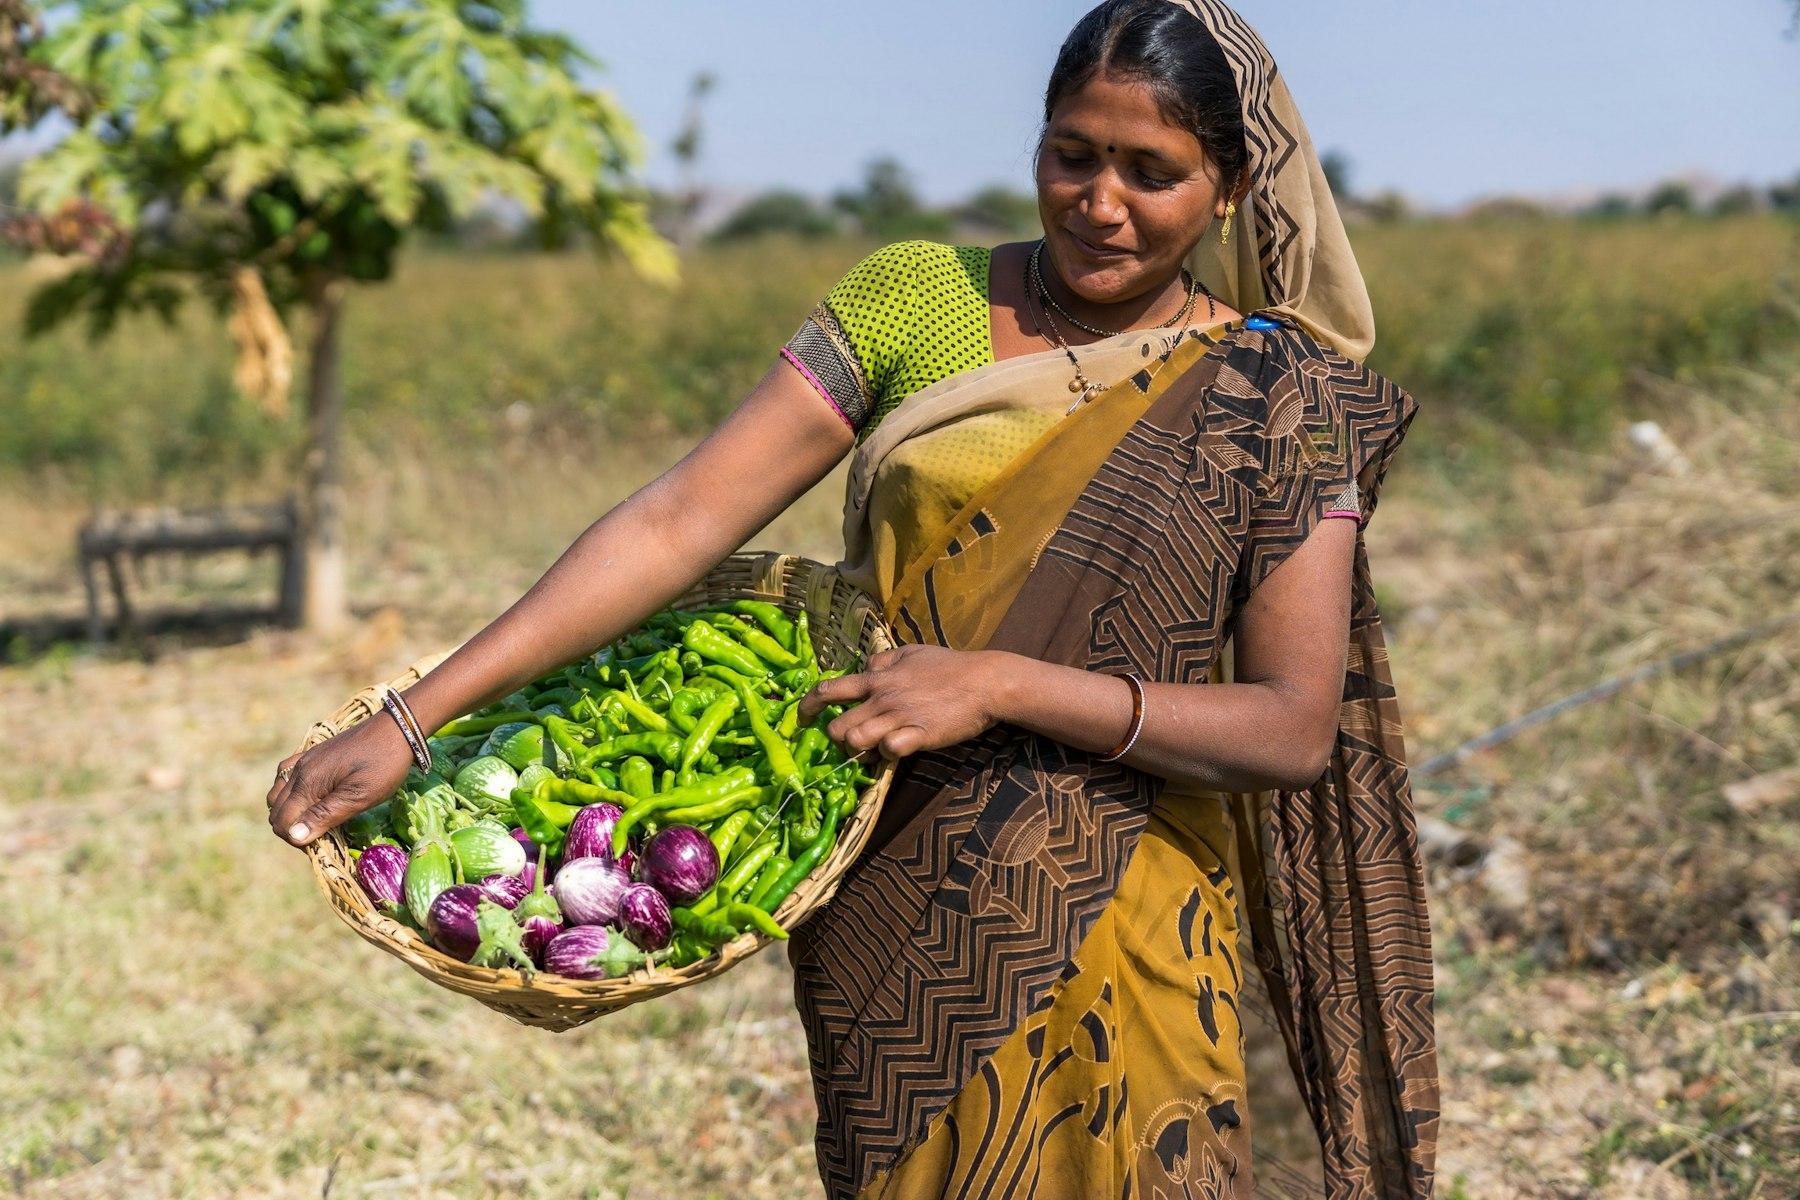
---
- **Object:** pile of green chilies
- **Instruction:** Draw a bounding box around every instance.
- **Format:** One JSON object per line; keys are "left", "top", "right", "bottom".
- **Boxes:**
{"left": 423, "top": 599, "right": 872, "bottom": 967}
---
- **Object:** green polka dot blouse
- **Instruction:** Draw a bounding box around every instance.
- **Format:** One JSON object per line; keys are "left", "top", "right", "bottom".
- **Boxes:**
{"left": 780, "top": 240, "right": 993, "bottom": 438}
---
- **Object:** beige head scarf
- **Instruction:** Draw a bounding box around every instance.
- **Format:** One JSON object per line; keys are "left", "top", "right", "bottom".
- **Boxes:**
{"left": 1164, "top": 0, "right": 1377, "bottom": 360}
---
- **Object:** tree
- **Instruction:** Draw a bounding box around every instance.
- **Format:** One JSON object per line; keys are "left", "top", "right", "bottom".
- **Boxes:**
{"left": 1362, "top": 190, "right": 1410, "bottom": 224}
{"left": 1710, "top": 185, "right": 1760, "bottom": 216}
{"left": 1583, "top": 193, "right": 1635, "bottom": 220}
{"left": 1644, "top": 180, "right": 1695, "bottom": 216}
{"left": 951, "top": 184, "right": 1039, "bottom": 237}
{"left": 1320, "top": 149, "right": 1353, "bottom": 200}
{"left": 3, "top": 0, "right": 672, "bottom": 632}
{"left": 0, "top": 0, "right": 88, "bottom": 125}
{"left": 666, "top": 71, "right": 715, "bottom": 248}
{"left": 709, "top": 190, "right": 839, "bottom": 242}
{"left": 831, "top": 157, "right": 950, "bottom": 241}
{"left": 1769, "top": 174, "right": 1800, "bottom": 214}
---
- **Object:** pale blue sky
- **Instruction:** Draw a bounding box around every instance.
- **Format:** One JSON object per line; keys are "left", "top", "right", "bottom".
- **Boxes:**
{"left": 552, "top": 0, "right": 1800, "bottom": 210}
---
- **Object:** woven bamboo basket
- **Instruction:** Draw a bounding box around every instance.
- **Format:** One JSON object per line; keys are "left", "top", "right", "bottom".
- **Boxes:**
{"left": 298, "top": 551, "right": 895, "bottom": 1032}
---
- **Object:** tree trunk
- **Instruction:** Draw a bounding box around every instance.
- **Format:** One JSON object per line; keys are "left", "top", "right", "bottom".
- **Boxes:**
{"left": 297, "top": 279, "right": 349, "bottom": 633}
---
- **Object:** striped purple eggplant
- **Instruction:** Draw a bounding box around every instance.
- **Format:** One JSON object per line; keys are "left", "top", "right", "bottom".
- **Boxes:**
{"left": 553, "top": 856, "right": 633, "bottom": 926}
{"left": 640, "top": 825, "right": 718, "bottom": 905}
{"left": 354, "top": 843, "right": 408, "bottom": 908}
{"left": 563, "top": 803, "right": 624, "bottom": 864}
{"left": 426, "top": 884, "right": 486, "bottom": 960}
{"left": 543, "top": 924, "right": 645, "bottom": 980}
{"left": 476, "top": 873, "right": 529, "bottom": 910}
{"left": 617, "top": 883, "right": 673, "bottom": 951}
{"left": 520, "top": 914, "right": 562, "bottom": 964}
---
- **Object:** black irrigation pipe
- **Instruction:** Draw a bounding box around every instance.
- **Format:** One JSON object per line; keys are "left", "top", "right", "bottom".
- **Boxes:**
{"left": 1413, "top": 609, "right": 1800, "bottom": 778}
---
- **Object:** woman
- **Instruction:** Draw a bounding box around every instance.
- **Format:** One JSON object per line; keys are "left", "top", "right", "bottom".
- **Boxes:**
{"left": 266, "top": 2, "right": 1439, "bottom": 1196}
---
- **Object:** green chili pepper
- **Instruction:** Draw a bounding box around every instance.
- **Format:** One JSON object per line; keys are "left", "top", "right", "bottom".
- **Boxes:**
{"left": 679, "top": 692, "right": 740, "bottom": 772}
{"left": 755, "top": 800, "right": 842, "bottom": 914}
{"left": 746, "top": 853, "right": 791, "bottom": 910}
{"left": 538, "top": 777, "right": 640, "bottom": 809}
{"left": 541, "top": 714, "right": 591, "bottom": 762}
{"left": 575, "top": 764, "right": 620, "bottom": 789}
{"left": 512, "top": 782, "right": 583, "bottom": 856}
{"left": 791, "top": 788, "right": 824, "bottom": 848}
{"left": 795, "top": 726, "right": 829, "bottom": 772}
{"left": 574, "top": 691, "right": 629, "bottom": 734}
{"left": 776, "top": 698, "right": 802, "bottom": 740}
{"left": 581, "top": 731, "right": 683, "bottom": 767}
{"left": 726, "top": 599, "right": 796, "bottom": 649}
{"left": 733, "top": 680, "right": 801, "bottom": 797}
{"left": 712, "top": 613, "right": 801, "bottom": 670}
{"left": 683, "top": 620, "right": 770, "bottom": 679}
{"left": 529, "top": 686, "right": 582, "bottom": 712}
{"left": 604, "top": 651, "right": 663, "bottom": 678}
{"left": 609, "top": 767, "right": 759, "bottom": 854}
{"left": 830, "top": 784, "right": 859, "bottom": 823}
{"left": 709, "top": 810, "right": 753, "bottom": 862}
{"left": 660, "top": 783, "right": 772, "bottom": 827}
{"left": 668, "top": 932, "right": 710, "bottom": 967}
{"left": 611, "top": 691, "right": 672, "bottom": 734}
{"left": 434, "top": 709, "right": 537, "bottom": 738}
{"left": 720, "top": 901, "right": 788, "bottom": 940}
{"left": 699, "top": 663, "right": 759, "bottom": 692}
{"left": 794, "top": 608, "right": 816, "bottom": 672}
{"left": 668, "top": 688, "right": 711, "bottom": 732}
{"left": 671, "top": 906, "right": 744, "bottom": 947}
{"left": 619, "top": 756, "right": 655, "bottom": 800}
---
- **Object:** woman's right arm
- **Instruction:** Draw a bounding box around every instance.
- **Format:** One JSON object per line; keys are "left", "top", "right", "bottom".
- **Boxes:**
{"left": 266, "top": 357, "right": 854, "bottom": 846}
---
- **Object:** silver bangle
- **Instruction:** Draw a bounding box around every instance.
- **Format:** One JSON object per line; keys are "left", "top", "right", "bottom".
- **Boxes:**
{"left": 380, "top": 687, "right": 434, "bottom": 774}
{"left": 1097, "top": 673, "right": 1147, "bottom": 763}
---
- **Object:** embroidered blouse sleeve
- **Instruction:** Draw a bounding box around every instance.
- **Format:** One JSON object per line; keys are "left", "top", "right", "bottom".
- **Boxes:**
{"left": 778, "top": 240, "right": 923, "bottom": 435}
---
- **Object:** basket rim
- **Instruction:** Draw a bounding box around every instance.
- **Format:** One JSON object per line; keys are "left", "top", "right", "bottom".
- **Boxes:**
{"left": 299, "top": 553, "right": 895, "bottom": 1016}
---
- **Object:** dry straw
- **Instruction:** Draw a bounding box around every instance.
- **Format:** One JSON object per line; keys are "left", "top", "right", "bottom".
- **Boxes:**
{"left": 297, "top": 552, "right": 896, "bottom": 1031}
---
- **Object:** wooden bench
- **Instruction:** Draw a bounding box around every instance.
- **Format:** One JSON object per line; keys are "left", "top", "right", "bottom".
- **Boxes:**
{"left": 77, "top": 502, "right": 301, "bottom": 641}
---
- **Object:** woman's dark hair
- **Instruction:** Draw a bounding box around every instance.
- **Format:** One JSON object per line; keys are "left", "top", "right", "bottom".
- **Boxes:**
{"left": 1043, "top": 0, "right": 1248, "bottom": 197}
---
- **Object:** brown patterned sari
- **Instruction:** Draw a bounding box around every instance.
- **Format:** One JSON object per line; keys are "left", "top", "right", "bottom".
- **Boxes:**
{"left": 784, "top": 4, "right": 1439, "bottom": 1195}
{"left": 790, "top": 317, "right": 1437, "bottom": 1198}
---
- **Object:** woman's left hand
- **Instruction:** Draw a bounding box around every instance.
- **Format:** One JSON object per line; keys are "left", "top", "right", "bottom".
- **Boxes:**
{"left": 798, "top": 645, "right": 1010, "bottom": 760}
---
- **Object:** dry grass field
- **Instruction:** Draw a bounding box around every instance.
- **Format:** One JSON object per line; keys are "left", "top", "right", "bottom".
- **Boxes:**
{"left": 2, "top": 226, "right": 1797, "bottom": 1198}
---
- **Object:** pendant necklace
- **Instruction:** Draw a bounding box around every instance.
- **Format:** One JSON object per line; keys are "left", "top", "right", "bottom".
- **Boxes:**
{"left": 1024, "top": 241, "right": 1215, "bottom": 413}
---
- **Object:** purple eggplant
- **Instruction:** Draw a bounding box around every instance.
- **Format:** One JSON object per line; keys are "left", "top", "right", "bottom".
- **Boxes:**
{"left": 426, "top": 883, "right": 485, "bottom": 960}
{"left": 564, "top": 802, "right": 636, "bottom": 874}
{"left": 477, "top": 872, "right": 529, "bottom": 910}
{"left": 520, "top": 913, "right": 562, "bottom": 964}
{"left": 617, "top": 883, "right": 673, "bottom": 951}
{"left": 511, "top": 826, "right": 537, "bottom": 864}
{"left": 354, "top": 843, "right": 408, "bottom": 908}
{"left": 543, "top": 925, "right": 646, "bottom": 981}
{"left": 553, "top": 856, "right": 633, "bottom": 926}
{"left": 515, "top": 845, "right": 564, "bottom": 964}
{"left": 640, "top": 824, "right": 719, "bottom": 905}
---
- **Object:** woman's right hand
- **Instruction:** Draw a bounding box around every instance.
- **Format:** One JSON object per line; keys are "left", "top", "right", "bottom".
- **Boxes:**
{"left": 266, "top": 715, "right": 415, "bottom": 847}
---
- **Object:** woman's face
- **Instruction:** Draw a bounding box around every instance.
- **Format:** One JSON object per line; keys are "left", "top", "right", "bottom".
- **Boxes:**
{"left": 1035, "top": 71, "right": 1231, "bottom": 305}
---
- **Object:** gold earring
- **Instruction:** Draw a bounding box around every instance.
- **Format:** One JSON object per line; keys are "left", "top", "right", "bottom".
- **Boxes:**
{"left": 1220, "top": 201, "right": 1236, "bottom": 246}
